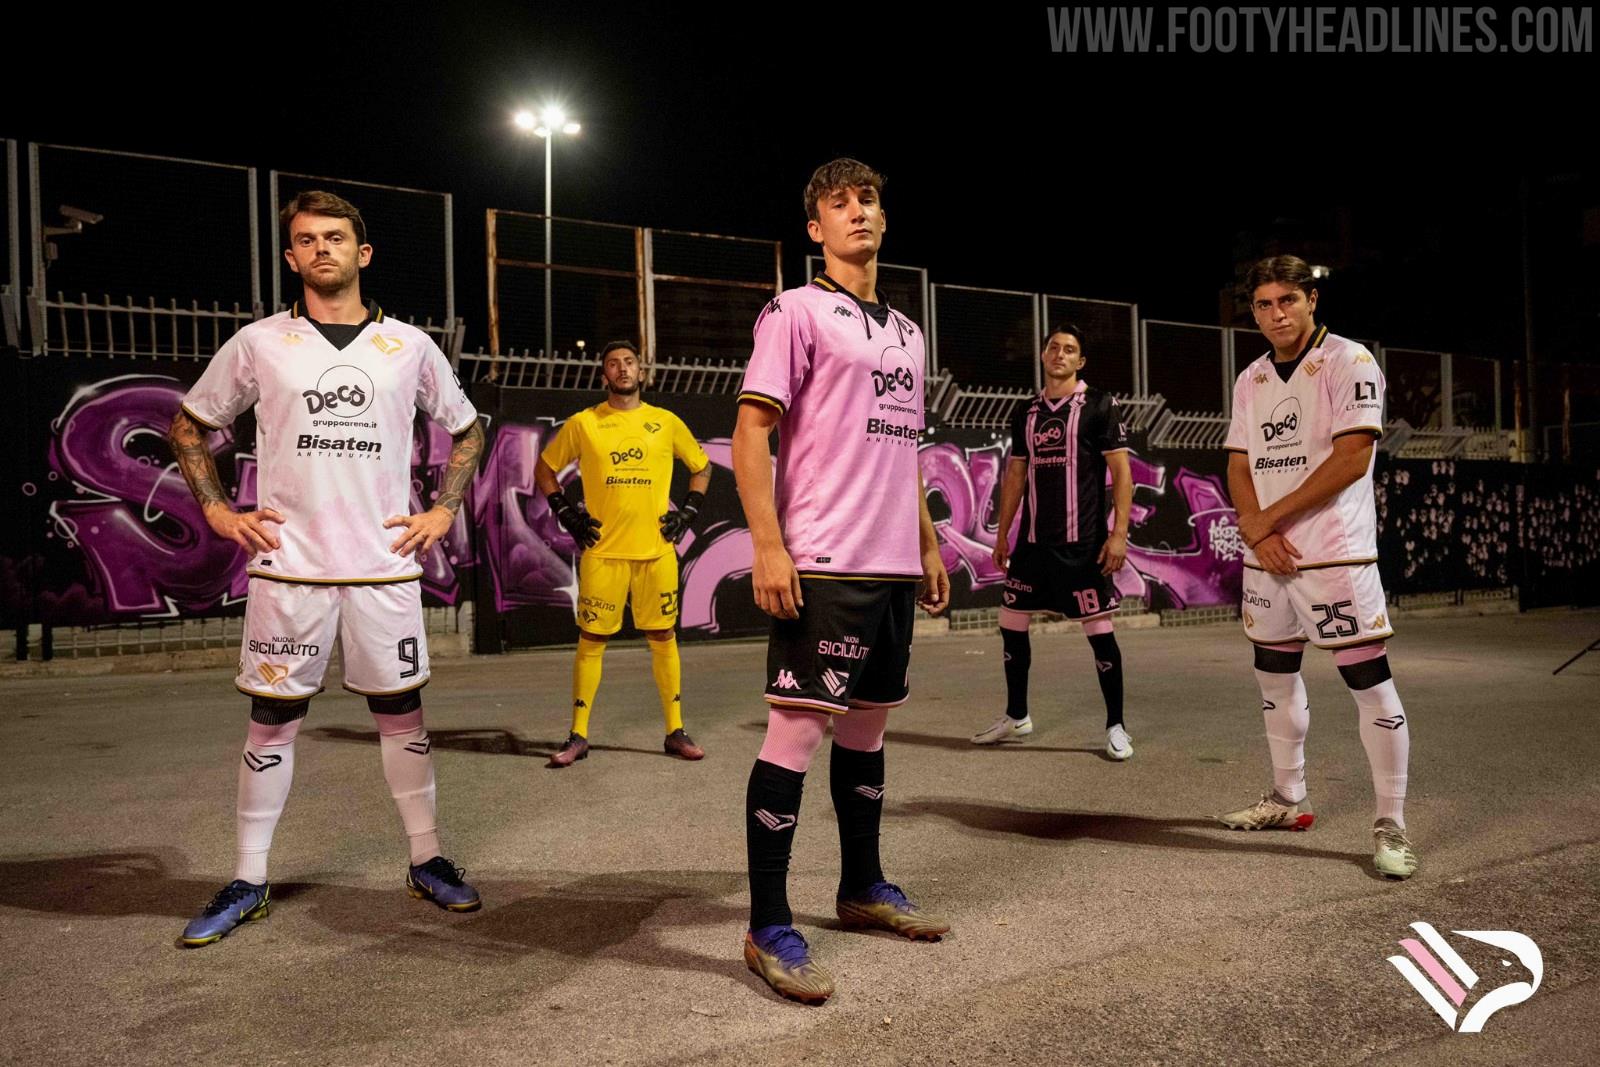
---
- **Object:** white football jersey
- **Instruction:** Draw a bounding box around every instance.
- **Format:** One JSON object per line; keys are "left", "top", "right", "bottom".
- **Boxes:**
{"left": 1225, "top": 325, "right": 1385, "bottom": 569}
{"left": 182, "top": 303, "right": 476, "bottom": 584}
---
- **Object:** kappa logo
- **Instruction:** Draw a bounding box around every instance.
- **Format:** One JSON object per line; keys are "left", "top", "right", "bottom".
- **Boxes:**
{"left": 1253, "top": 371, "right": 1269, "bottom": 385}
{"left": 1388, "top": 922, "right": 1543, "bottom": 1033}
{"left": 1371, "top": 614, "right": 1387, "bottom": 630}
{"left": 754, "top": 809, "right": 797, "bottom": 832}
{"left": 833, "top": 304, "right": 856, "bottom": 319}
{"left": 773, "top": 669, "right": 800, "bottom": 690}
{"left": 853, "top": 784, "right": 886, "bottom": 800}
{"left": 282, "top": 332, "right": 305, "bottom": 346}
{"left": 404, "top": 737, "right": 433, "bottom": 756}
{"left": 1355, "top": 351, "right": 1376, "bottom": 364}
{"left": 256, "top": 663, "right": 290, "bottom": 687}
{"left": 1373, "top": 714, "right": 1407, "bottom": 730}
{"left": 573, "top": 698, "right": 588, "bottom": 709}
{"left": 764, "top": 297, "right": 782, "bottom": 315}
{"left": 821, "top": 668, "right": 850, "bottom": 698}
{"left": 371, "top": 334, "right": 403, "bottom": 355}
{"left": 242, "top": 751, "right": 283, "bottom": 773}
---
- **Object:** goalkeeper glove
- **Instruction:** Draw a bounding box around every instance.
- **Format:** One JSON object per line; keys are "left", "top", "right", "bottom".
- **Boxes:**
{"left": 659, "top": 490, "right": 705, "bottom": 545}
{"left": 548, "top": 490, "right": 602, "bottom": 548}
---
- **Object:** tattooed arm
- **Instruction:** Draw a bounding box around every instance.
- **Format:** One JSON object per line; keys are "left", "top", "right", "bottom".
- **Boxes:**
{"left": 168, "top": 409, "right": 283, "bottom": 552}
{"left": 385, "top": 421, "right": 484, "bottom": 557}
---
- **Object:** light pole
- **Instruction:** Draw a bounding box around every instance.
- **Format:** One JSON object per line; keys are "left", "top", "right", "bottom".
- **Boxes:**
{"left": 514, "top": 106, "right": 581, "bottom": 357}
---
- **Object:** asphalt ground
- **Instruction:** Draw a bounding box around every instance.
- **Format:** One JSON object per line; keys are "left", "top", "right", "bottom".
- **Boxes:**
{"left": 2, "top": 611, "right": 1598, "bottom": 1066}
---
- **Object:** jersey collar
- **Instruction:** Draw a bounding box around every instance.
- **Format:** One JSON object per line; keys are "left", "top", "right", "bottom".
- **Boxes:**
{"left": 290, "top": 298, "right": 384, "bottom": 325}
{"left": 1270, "top": 323, "right": 1329, "bottom": 382}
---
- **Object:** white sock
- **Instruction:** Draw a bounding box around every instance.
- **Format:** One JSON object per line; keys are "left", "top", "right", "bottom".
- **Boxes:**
{"left": 1254, "top": 670, "right": 1310, "bottom": 804}
{"left": 1350, "top": 679, "right": 1409, "bottom": 827}
{"left": 378, "top": 725, "right": 440, "bottom": 865}
{"left": 235, "top": 741, "right": 295, "bottom": 885}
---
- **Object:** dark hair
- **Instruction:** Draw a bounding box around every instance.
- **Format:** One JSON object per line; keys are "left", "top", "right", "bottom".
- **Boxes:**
{"left": 803, "top": 158, "right": 885, "bottom": 222}
{"left": 1045, "top": 323, "right": 1085, "bottom": 349}
{"left": 1245, "top": 255, "right": 1317, "bottom": 297}
{"left": 279, "top": 190, "right": 367, "bottom": 245}
{"left": 598, "top": 340, "right": 639, "bottom": 361}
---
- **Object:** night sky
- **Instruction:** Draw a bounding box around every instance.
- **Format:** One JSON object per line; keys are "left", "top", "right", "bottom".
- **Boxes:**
{"left": 6, "top": 2, "right": 1594, "bottom": 366}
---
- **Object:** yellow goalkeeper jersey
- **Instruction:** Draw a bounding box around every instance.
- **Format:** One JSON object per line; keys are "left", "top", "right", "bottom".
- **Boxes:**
{"left": 540, "top": 401, "right": 711, "bottom": 560}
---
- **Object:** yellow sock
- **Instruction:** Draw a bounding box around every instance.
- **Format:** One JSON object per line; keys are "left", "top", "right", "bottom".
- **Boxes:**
{"left": 649, "top": 635, "right": 683, "bottom": 734}
{"left": 571, "top": 636, "right": 606, "bottom": 737}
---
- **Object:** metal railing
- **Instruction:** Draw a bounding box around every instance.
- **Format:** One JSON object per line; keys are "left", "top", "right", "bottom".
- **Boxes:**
{"left": 1115, "top": 393, "right": 1166, "bottom": 434}
{"left": 27, "top": 290, "right": 260, "bottom": 358}
{"left": 458, "top": 348, "right": 750, "bottom": 395}
{"left": 1148, "top": 409, "right": 1231, "bottom": 449}
{"left": 938, "top": 382, "right": 1033, "bottom": 429}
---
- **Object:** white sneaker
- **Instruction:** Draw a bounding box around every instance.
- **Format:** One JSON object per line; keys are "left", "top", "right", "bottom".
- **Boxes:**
{"left": 1105, "top": 724, "right": 1133, "bottom": 760}
{"left": 971, "top": 714, "right": 1033, "bottom": 745}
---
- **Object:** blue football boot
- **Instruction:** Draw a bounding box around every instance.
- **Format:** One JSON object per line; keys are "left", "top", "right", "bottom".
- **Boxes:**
{"left": 406, "top": 856, "right": 482, "bottom": 912}
{"left": 180, "top": 879, "right": 270, "bottom": 947}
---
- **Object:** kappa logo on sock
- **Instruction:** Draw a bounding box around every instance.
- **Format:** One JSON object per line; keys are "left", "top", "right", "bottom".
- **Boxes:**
{"left": 754, "top": 809, "right": 797, "bottom": 832}
{"left": 1387, "top": 922, "right": 1542, "bottom": 1033}
{"left": 773, "top": 669, "right": 800, "bottom": 690}
{"left": 1096, "top": 659, "right": 1113, "bottom": 673}
{"left": 853, "top": 784, "right": 886, "bottom": 800}
{"left": 821, "top": 668, "right": 849, "bottom": 698}
{"left": 242, "top": 751, "right": 283, "bottom": 773}
{"left": 404, "top": 737, "right": 432, "bottom": 755}
{"left": 673, "top": 693, "right": 681, "bottom": 704}
{"left": 573, "top": 698, "right": 588, "bottom": 709}
{"left": 1374, "top": 714, "right": 1406, "bottom": 730}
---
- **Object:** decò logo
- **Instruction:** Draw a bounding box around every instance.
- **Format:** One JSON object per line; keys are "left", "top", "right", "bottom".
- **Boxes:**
{"left": 303, "top": 365, "right": 375, "bottom": 418}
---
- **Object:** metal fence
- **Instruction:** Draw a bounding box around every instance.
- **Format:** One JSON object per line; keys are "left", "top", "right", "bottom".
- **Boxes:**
{"left": 1042, "top": 293, "right": 1139, "bottom": 397}
{"left": 1149, "top": 409, "right": 1231, "bottom": 449}
{"left": 459, "top": 348, "right": 749, "bottom": 394}
{"left": 930, "top": 283, "right": 1040, "bottom": 390}
{"left": 648, "top": 228, "right": 780, "bottom": 364}
{"left": 4, "top": 139, "right": 17, "bottom": 347}
{"left": 29, "top": 144, "right": 259, "bottom": 316}
{"left": 270, "top": 171, "right": 454, "bottom": 326}
{"left": 1143, "top": 319, "right": 1228, "bottom": 414}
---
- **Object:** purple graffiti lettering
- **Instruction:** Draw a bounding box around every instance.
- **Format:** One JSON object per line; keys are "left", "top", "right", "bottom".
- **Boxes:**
{"left": 475, "top": 422, "right": 581, "bottom": 610}
{"left": 919, "top": 440, "right": 1017, "bottom": 589}
{"left": 1117, "top": 456, "right": 1242, "bottom": 608}
{"left": 410, "top": 417, "right": 472, "bottom": 605}
{"left": 47, "top": 375, "right": 248, "bottom": 615}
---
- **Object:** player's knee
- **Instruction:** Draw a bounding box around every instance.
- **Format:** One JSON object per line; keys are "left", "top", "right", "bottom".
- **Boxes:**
{"left": 1335, "top": 644, "right": 1392, "bottom": 690}
{"left": 1082, "top": 617, "right": 1115, "bottom": 637}
{"left": 247, "top": 717, "right": 302, "bottom": 746}
{"left": 578, "top": 630, "right": 610, "bottom": 645}
{"left": 249, "top": 694, "right": 311, "bottom": 727}
{"left": 1253, "top": 645, "right": 1304, "bottom": 674}
{"left": 367, "top": 689, "right": 423, "bottom": 717}
{"left": 644, "top": 629, "right": 675, "bottom": 643}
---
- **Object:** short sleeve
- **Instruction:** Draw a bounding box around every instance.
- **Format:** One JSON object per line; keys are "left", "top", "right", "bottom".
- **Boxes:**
{"left": 1329, "top": 345, "right": 1386, "bottom": 438}
{"left": 1224, "top": 368, "right": 1251, "bottom": 454}
{"left": 540, "top": 415, "right": 582, "bottom": 472}
{"left": 1010, "top": 403, "right": 1029, "bottom": 462}
{"left": 182, "top": 332, "right": 258, "bottom": 430}
{"left": 739, "top": 295, "right": 812, "bottom": 413}
{"left": 416, "top": 339, "right": 478, "bottom": 434}
{"left": 671, "top": 413, "right": 710, "bottom": 473}
{"left": 1099, "top": 396, "right": 1130, "bottom": 453}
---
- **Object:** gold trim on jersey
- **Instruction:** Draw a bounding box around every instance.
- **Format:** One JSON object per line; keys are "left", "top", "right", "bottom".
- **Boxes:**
{"left": 1333, "top": 426, "right": 1385, "bottom": 439}
{"left": 1223, "top": 445, "right": 1248, "bottom": 454}
{"left": 1242, "top": 556, "right": 1379, "bottom": 572}
{"left": 247, "top": 570, "right": 422, "bottom": 586}
{"left": 1315, "top": 630, "right": 1396, "bottom": 650}
{"left": 180, "top": 404, "right": 224, "bottom": 431}
{"left": 1245, "top": 634, "right": 1310, "bottom": 646}
{"left": 343, "top": 678, "right": 429, "bottom": 697}
{"left": 738, "top": 391, "right": 786, "bottom": 412}
{"left": 810, "top": 274, "right": 840, "bottom": 292}
{"left": 235, "top": 683, "right": 327, "bottom": 701}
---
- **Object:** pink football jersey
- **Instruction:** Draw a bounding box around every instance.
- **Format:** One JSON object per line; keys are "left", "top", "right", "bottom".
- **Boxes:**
{"left": 739, "top": 274, "right": 926, "bottom": 578}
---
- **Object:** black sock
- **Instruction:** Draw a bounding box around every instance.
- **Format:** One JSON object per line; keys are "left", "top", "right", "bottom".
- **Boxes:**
{"left": 1087, "top": 631, "right": 1124, "bottom": 729}
{"left": 1002, "top": 626, "right": 1032, "bottom": 720}
{"left": 829, "top": 742, "right": 886, "bottom": 897}
{"left": 746, "top": 759, "right": 805, "bottom": 930}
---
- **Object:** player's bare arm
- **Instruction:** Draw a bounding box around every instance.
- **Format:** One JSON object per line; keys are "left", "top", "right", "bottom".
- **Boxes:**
{"left": 1228, "top": 451, "right": 1300, "bottom": 575}
{"left": 732, "top": 399, "right": 802, "bottom": 619}
{"left": 991, "top": 457, "right": 1027, "bottom": 571}
{"left": 1099, "top": 450, "right": 1133, "bottom": 575}
{"left": 916, "top": 471, "right": 950, "bottom": 616}
{"left": 687, "top": 464, "right": 712, "bottom": 496}
{"left": 386, "top": 421, "right": 484, "bottom": 557}
{"left": 1237, "top": 432, "right": 1375, "bottom": 548}
{"left": 168, "top": 409, "right": 284, "bottom": 552}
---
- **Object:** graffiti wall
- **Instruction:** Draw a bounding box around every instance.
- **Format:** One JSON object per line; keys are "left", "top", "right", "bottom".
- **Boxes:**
{"left": 7, "top": 362, "right": 1596, "bottom": 645}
